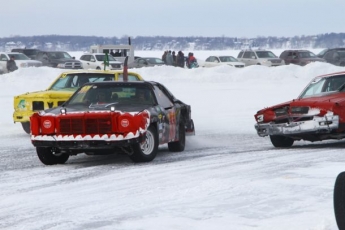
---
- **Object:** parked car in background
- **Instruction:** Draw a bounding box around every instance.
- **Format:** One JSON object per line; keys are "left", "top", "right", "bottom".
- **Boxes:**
{"left": 128, "top": 57, "right": 165, "bottom": 68}
{"left": 317, "top": 48, "right": 345, "bottom": 66}
{"left": 13, "top": 70, "right": 144, "bottom": 134}
{"left": 11, "top": 48, "right": 41, "bottom": 60}
{"left": 203, "top": 55, "right": 245, "bottom": 68}
{"left": 30, "top": 81, "right": 195, "bottom": 165}
{"left": 254, "top": 71, "right": 345, "bottom": 147}
{"left": 35, "top": 51, "right": 82, "bottom": 69}
{"left": 0, "top": 52, "right": 42, "bottom": 73}
{"left": 237, "top": 49, "right": 284, "bottom": 67}
{"left": 79, "top": 53, "right": 122, "bottom": 70}
{"left": 279, "top": 50, "right": 326, "bottom": 66}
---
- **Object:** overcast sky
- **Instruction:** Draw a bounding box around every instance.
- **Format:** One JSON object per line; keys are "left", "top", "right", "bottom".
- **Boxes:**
{"left": 1, "top": 0, "right": 344, "bottom": 38}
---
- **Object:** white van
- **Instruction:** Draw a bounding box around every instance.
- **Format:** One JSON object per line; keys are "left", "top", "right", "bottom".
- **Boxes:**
{"left": 90, "top": 44, "right": 135, "bottom": 65}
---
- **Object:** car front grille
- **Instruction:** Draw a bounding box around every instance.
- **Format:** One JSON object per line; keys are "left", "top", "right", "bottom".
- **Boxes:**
{"left": 28, "top": 63, "right": 42, "bottom": 67}
{"left": 59, "top": 118, "right": 112, "bottom": 134}
{"left": 64, "top": 62, "right": 82, "bottom": 69}
{"left": 32, "top": 101, "right": 65, "bottom": 110}
{"left": 234, "top": 65, "right": 244, "bottom": 68}
{"left": 32, "top": 101, "right": 44, "bottom": 110}
{"left": 110, "top": 64, "right": 122, "bottom": 69}
{"left": 271, "top": 59, "right": 282, "bottom": 64}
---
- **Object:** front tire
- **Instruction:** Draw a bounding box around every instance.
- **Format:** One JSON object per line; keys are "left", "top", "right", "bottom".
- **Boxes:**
{"left": 21, "top": 122, "right": 30, "bottom": 134}
{"left": 36, "top": 147, "right": 69, "bottom": 165}
{"left": 168, "top": 122, "right": 185, "bottom": 152}
{"left": 269, "top": 135, "right": 294, "bottom": 147}
{"left": 129, "top": 126, "right": 158, "bottom": 162}
{"left": 334, "top": 171, "right": 345, "bottom": 230}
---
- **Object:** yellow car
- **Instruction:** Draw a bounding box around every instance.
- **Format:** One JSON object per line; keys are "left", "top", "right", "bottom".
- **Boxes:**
{"left": 13, "top": 69, "right": 144, "bottom": 134}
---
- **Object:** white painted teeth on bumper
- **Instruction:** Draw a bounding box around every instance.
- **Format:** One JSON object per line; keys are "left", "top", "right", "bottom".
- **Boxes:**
{"left": 255, "top": 115, "right": 340, "bottom": 137}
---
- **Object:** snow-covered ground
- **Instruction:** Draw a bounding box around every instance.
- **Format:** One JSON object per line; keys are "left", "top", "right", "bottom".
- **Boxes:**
{"left": 1, "top": 49, "right": 345, "bottom": 230}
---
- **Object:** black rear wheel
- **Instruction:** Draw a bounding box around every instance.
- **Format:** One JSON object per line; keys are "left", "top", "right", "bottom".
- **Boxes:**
{"left": 36, "top": 147, "right": 69, "bottom": 165}
{"left": 168, "top": 122, "right": 186, "bottom": 152}
{"left": 21, "top": 122, "right": 30, "bottom": 134}
{"left": 129, "top": 126, "right": 158, "bottom": 162}
{"left": 269, "top": 135, "right": 294, "bottom": 147}
{"left": 334, "top": 171, "right": 345, "bottom": 230}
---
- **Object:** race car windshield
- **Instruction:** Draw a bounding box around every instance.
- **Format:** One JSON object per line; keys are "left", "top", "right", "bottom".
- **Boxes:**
{"left": 50, "top": 73, "right": 114, "bottom": 90}
{"left": 299, "top": 74, "right": 345, "bottom": 98}
{"left": 68, "top": 84, "right": 155, "bottom": 107}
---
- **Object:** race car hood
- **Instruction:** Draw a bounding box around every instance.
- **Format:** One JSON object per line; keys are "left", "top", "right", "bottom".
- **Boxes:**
{"left": 46, "top": 103, "right": 154, "bottom": 114}
{"left": 14, "top": 89, "right": 75, "bottom": 100}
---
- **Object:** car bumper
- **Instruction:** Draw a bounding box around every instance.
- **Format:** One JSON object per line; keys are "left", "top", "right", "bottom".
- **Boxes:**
{"left": 31, "top": 136, "right": 144, "bottom": 151}
{"left": 254, "top": 115, "right": 339, "bottom": 137}
{"left": 13, "top": 110, "right": 34, "bottom": 123}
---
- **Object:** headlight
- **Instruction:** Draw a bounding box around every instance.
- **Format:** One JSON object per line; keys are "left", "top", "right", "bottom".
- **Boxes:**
{"left": 290, "top": 106, "right": 309, "bottom": 114}
{"left": 57, "top": 63, "right": 65, "bottom": 68}
{"left": 274, "top": 107, "right": 289, "bottom": 116}
{"left": 257, "top": 114, "right": 264, "bottom": 122}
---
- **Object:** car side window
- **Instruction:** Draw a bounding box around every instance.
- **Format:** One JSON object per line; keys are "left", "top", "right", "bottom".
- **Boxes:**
{"left": 243, "top": 51, "right": 251, "bottom": 58}
{"left": 153, "top": 85, "right": 173, "bottom": 108}
{"left": 0, "top": 54, "right": 8, "bottom": 61}
{"left": 208, "top": 56, "right": 215, "bottom": 62}
{"left": 237, "top": 51, "right": 243, "bottom": 58}
{"left": 85, "top": 55, "right": 91, "bottom": 61}
{"left": 285, "top": 52, "right": 292, "bottom": 58}
{"left": 324, "top": 51, "right": 334, "bottom": 60}
{"left": 138, "top": 59, "right": 146, "bottom": 64}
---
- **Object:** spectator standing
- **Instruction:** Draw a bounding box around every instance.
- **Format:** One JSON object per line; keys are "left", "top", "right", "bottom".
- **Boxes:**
{"left": 177, "top": 51, "right": 185, "bottom": 68}
{"left": 7, "top": 56, "right": 18, "bottom": 72}
{"left": 172, "top": 51, "right": 177, "bottom": 66}
{"left": 162, "top": 51, "right": 168, "bottom": 64}
{"left": 166, "top": 50, "right": 173, "bottom": 66}
{"left": 187, "top": 52, "right": 198, "bottom": 69}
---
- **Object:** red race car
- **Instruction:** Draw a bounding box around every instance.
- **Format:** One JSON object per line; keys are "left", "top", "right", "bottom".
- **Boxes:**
{"left": 254, "top": 71, "right": 345, "bottom": 147}
{"left": 30, "top": 81, "right": 195, "bottom": 165}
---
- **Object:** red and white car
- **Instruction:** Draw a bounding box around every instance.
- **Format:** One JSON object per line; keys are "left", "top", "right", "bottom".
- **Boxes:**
{"left": 254, "top": 71, "right": 345, "bottom": 147}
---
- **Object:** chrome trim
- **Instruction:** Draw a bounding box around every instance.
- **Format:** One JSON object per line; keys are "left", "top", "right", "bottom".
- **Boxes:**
{"left": 255, "top": 115, "right": 339, "bottom": 137}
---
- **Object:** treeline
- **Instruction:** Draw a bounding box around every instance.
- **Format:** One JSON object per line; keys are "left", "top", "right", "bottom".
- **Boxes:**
{"left": 1, "top": 33, "right": 344, "bottom": 51}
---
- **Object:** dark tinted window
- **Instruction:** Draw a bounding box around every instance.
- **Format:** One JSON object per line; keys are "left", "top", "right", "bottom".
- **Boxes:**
{"left": 243, "top": 51, "right": 253, "bottom": 58}
{"left": 237, "top": 51, "right": 243, "bottom": 58}
{"left": 153, "top": 85, "right": 173, "bottom": 108}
